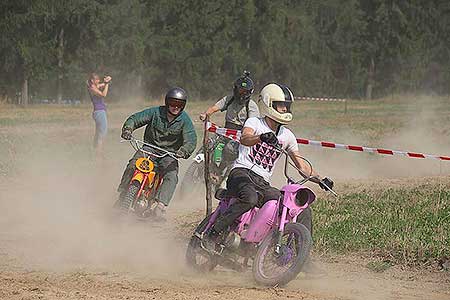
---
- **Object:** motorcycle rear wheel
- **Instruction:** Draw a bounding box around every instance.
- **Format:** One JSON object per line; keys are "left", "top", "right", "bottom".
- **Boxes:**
{"left": 185, "top": 214, "right": 218, "bottom": 272}
{"left": 253, "top": 223, "right": 312, "bottom": 286}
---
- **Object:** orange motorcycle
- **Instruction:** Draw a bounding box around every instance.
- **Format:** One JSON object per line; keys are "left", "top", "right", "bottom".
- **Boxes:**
{"left": 117, "top": 137, "right": 178, "bottom": 217}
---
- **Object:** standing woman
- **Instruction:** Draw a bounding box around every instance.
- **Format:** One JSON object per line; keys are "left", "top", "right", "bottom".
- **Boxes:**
{"left": 87, "top": 73, "right": 112, "bottom": 159}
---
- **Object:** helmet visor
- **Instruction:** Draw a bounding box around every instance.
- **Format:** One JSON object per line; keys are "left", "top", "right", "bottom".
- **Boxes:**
{"left": 167, "top": 98, "right": 186, "bottom": 110}
{"left": 272, "top": 101, "right": 292, "bottom": 114}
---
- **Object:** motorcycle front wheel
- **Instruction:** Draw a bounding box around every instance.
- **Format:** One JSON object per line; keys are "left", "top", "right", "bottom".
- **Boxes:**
{"left": 119, "top": 180, "right": 140, "bottom": 212}
{"left": 180, "top": 162, "right": 205, "bottom": 196}
{"left": 253, "top": 223, "right": 312, "bottom": 286}
{"left": 185, "top": 214, "right": 218, "bottom": 272}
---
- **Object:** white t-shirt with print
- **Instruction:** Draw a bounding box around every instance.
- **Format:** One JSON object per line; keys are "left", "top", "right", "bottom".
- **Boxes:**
{"left": 232, "top": 117, "right": 299, "bottom": 182}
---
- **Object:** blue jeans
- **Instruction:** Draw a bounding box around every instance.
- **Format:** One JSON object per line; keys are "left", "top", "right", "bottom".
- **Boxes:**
{"left": 93, "top": 110, "right": 107, "bottom": 147}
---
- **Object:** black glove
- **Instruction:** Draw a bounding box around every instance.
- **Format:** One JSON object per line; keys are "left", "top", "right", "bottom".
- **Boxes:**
{"left": 121, "top": 128, "right": 133, "bottom": 140}
{"left": 319, "top": 177, "right": 334, "bottom": 191}
{"left": 175, "top": 149, "right": 188, "bottom": 159}
{"left": 260, "top": 132, "right": 279, "bottom": 146}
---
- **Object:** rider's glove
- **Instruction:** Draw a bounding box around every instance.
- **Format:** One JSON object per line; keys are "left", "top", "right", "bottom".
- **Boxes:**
{"left": 260, "top": 132, "right": 279, "bottom": 146}
{"left": 319, "top": 177, "right": 334, "bottom": 191}
{"left": 121, "top": 127, "right": 133, "bottom": 140}
{"left": 175, "top": 149, "right": 188, "bottom": 159}
{"left": 199, "top": 113, "right": 207, "bottom": 121}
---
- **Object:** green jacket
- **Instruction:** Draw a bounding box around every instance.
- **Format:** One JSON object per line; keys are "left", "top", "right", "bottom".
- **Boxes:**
{"left": 123, "top": 106, "right": 197, "bottom": 157}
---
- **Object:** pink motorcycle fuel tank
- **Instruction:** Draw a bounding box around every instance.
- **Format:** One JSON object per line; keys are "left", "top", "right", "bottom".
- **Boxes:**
{"left": 241, "top": 200, "right": 278, "bottom": 243}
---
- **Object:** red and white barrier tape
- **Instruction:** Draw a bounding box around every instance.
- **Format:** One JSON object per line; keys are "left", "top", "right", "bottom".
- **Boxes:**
{"left": 206, "top": 122, "right": 450, "bottom": 161}
{"left": 296, "top": 138, "right": 450, "bottom": 161}
{"left": 295, "top": 96, "right": 347, "bottom": 102}
{"left": 206, "top": 122, "right": 241, "bottom": 141}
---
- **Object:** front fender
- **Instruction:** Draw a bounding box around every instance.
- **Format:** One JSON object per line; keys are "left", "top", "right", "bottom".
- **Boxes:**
{"left": 131, "top": 172, "right": 145, "bottom": 184}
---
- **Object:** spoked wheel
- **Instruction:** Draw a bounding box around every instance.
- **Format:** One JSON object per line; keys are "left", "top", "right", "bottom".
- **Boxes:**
{"left": 253, "top": 223, "right": 312, "bottom": 286}
{"left": 185, "top": 214, "right": 218, "bottom": 272}
{"left": 180, "top": 162, "right": 205, "bottom": 197}
{"left": 119, "top": 180, "right": 140, "bottom": 212}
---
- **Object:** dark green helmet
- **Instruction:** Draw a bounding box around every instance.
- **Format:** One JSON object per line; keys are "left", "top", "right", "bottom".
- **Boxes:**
{"left": 233, "top": 70, "right": 254, "bottom": 103}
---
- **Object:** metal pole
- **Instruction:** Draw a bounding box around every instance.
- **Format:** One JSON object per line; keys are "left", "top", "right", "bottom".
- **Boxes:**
{"left": 203, "top": 117, "right": 212, "bottom": 216}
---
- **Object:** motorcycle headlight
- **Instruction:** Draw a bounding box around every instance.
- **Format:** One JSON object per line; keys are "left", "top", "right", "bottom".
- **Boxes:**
{"left": 135, "top": 157, "right": 154, "bottom": 173}
{"left": 295, "top": 189, "right": 310, "bottom": 207}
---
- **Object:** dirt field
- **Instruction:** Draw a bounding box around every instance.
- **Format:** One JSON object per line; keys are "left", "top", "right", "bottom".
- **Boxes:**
{"left": 0, "top": 99, "right": 449, "bottom": 299}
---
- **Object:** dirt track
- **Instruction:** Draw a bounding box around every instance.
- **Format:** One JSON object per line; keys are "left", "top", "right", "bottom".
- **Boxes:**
{"left": 0, "top": 179, "right": 449, "bottom": 300}
{"left": 0, "top": 103, "right": 449, "bottom": 300}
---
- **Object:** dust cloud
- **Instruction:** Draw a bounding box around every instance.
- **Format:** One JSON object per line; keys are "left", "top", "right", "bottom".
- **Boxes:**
{"left": 0, "top": 133, "right": 201, "bottom": 278}
{"left": 290, "top": 95, "right": 450, "bottom": 182}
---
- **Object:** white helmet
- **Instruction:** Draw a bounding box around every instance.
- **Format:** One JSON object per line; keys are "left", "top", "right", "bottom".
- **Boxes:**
{"left": 258, "top": 83, "right": 294, "bottom": 124}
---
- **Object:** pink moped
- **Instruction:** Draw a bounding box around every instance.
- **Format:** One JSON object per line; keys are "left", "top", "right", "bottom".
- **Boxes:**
{"left": 186, "top": 149, "right": 335, "bottom": 286}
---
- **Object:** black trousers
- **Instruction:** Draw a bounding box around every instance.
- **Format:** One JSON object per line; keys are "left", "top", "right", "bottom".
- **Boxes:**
{"left": 213, "top": 167, "right": 281, "bottom": 233}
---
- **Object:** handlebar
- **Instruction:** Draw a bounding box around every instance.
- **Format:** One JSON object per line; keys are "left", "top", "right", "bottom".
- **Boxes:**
{"left": 279, "top": 147, "right": 338, "bottom": 197}
{"left": 121, "top": 136, "right": 178, "bottom": 160}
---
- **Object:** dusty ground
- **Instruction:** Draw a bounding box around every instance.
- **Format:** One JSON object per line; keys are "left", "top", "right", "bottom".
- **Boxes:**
{"left": 0, "top": 101, "right": 449, "bottom": 300}
{"left": 0, "top": 174, "right": 449, "bottom": 300}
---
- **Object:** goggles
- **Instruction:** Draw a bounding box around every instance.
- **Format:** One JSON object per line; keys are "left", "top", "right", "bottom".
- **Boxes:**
{"left": 167, "top": 98, "right": 186, "bottom": 109}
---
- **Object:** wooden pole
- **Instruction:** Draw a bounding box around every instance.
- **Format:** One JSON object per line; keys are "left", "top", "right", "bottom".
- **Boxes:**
{"left": 203, "top": 118, "right": 212, "bottom": 216}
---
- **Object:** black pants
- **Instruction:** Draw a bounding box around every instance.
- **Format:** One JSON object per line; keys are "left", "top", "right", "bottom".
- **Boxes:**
{"left": 213, "top": 167, "right": 281, "bottom": 233}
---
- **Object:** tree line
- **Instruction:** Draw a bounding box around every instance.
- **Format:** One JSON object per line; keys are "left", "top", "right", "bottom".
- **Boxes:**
{"left": 1, "top": 0, "right": 449, "bottom": 105}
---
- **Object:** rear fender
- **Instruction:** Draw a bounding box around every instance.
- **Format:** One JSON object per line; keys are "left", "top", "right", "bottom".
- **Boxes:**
{"left": 203, "top": 198, "right": 235, "bottom": 233}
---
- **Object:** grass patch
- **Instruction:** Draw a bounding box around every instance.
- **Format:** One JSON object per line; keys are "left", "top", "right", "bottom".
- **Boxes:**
{"left": 314, "top": 180, "right": 450, "bottom": 266}
{"left": 366, "top": 260, "right": 393, "bottom": 273}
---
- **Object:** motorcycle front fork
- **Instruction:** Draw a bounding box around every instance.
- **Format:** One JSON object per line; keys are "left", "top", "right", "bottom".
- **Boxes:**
{"left": 274, "top": 206, "right": 296, "bottom": 255}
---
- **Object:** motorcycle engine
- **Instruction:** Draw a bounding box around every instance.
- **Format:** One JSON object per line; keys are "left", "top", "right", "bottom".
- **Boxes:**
{"left": 224, "top": 232, "right": 241, "bottom": 251}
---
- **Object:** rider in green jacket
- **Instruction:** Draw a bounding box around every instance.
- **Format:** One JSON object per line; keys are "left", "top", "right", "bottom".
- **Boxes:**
{"left": 118, "top": 87, "right": 197, "bottom": 220}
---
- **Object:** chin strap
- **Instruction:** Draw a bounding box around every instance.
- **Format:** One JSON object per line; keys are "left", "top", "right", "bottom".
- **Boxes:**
{"left": 275, "top": 124, "right": 282, "bottom": 135}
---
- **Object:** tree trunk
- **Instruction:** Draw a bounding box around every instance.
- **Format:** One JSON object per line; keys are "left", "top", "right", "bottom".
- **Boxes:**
{"left": 21, "top": 78, "right": 29, "bottom": 106}
{"left": 365, "top": 57, "right": 375, "bottom": 100}
{"left": 56, "top": 28, "right": 65, "bottom": 104}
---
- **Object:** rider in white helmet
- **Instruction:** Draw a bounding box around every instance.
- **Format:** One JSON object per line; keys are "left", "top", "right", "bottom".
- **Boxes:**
{"left": 205, "top": 83, "right": 333, "bottom": 242}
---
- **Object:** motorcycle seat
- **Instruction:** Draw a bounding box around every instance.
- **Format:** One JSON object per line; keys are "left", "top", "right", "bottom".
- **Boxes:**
{"left": 214, "top": 188, "right": 264, "bottom": 202}
{"left": 214, "top": 188, "right": 232, "bottom": 200}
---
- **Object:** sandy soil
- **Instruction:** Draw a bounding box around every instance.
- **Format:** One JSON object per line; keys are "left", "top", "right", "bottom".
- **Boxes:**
{"left": 0, "top": 102, "right": 449, "bottom": 300}
{"left": 0, "top": 178, "right": 449, "bottom": 300}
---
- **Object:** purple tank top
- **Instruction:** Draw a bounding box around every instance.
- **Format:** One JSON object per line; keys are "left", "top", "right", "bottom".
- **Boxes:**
{"left": 91, "top": 94, "right": 106, "bottom": 111}
{"left": 87, "top": 83, "right": 106, "bottom": 111}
